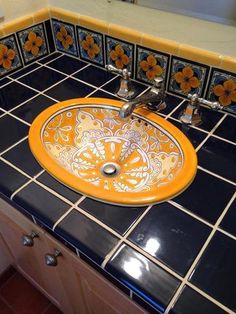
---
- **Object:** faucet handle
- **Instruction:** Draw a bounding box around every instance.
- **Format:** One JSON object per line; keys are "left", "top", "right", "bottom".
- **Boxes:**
{"left": 153, "top": 77, "right": 164, "bottom": 88}
{"left": 106, "top": 64, "right": 131, "bottom": 80}
{"left": 187, "top": 93, "right": 223, "bottom": 110}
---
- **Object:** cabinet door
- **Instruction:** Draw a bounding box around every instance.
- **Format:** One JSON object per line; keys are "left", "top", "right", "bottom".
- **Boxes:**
{"left": 0, "top": 198, "right": 72, "bottom": 313}
{"left": 45, "top": 232, "right": 147, "bottom": 314}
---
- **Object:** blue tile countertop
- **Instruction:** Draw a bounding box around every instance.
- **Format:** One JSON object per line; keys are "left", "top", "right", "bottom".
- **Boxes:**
{"left": 0, "top": 52, "right": 236, "bottom": 314}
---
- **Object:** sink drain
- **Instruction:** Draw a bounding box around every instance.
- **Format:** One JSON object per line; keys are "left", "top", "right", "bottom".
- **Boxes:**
{"left": 100, "top": 162, "right": 120, "bottom": 178}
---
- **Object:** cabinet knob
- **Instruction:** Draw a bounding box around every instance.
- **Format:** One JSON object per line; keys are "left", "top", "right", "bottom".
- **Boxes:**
{"left": 22, "top": 231, "right": 39, "bottom": 247}
{"left": 45, "top": 249, "right": 62, "bottom": 267}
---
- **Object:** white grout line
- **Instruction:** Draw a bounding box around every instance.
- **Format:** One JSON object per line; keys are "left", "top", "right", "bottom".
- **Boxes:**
{"left": 211, "top": 133, "right": 236, "bottom": 146}
{"left": 164, "top": 99, "right": 186, "bottom": 120}
{"left": 164, "top": 191, "right": 236, "bottom": 314}
{"left": 197, "top": 166, "right": 236, "bottom": 186}
{"left": 0, "top": 136, "right": 28, "bottom": 156}
{"left": 36, "top": 52, "right": 63, "bottom": 65}
{"left": 0, "top": 157, "right": 32, "bottom": 179}
{"left": 5, "top": 112, "right": 31, "bottom": 126}
{"left": 52, "top": 205, "right": 74, "bottom": 231}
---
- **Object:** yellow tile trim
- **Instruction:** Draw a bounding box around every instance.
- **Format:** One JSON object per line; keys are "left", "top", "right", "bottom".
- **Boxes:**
{"left": 221, "top": 56, "right": 236, "bottom": 73}
{"left": 108, "top": 24, "right": 142, "bottom": 44}
{"left": 141, "top": 33, "right": 179, "bottom": 55}
{"left": 79, "top": 15, "right": 108, "bottom": 34}
{"left": 49, "top": 6, "right": 80, "bottom": 25}
{"left": 33, "top": 8, "right": 50, "bottom": 24}
{"left": 179, "top": 44, "right": 222, "bottom": 67}
{"left": 2, "top": 15, "right": 34, "bottom": 36}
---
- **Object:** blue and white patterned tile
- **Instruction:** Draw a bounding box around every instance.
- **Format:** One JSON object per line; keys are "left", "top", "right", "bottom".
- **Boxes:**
{"left": 52, "top": 19, "right": 78, "bottom": 56}
{"left": 0, "top": 35, "right": 23, "bottom": 77}
{"left": 206, "top": 68, "right": 236, "bottom": 114}
{"left": 77, "top": 27, "right": 104, "bottom": 66}
{"left": 136, "top": 45, "right": 169, "bottom": 86}
{"left": 105, "top": 36, "right": 134, "bottom": 75}
{"left": 168, "top": 57, "right": 209, "bottom": 97}
{"left": 17, "top": 23, "right": 48, "bottom": 64}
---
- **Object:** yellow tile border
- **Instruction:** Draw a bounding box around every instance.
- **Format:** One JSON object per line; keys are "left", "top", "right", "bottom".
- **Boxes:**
{"left": 141, "top": 33, "right": 179, "bottom": 55}
{"left": 79, "top": 15, "right": 108, "bottom": 34}
{"left": 49, "top": 6, "right": 80, "bottom": 25}
{"left": 178, "top": 44, "right": 222, "bottom": 67}
{"left": 108, "top": 23, "right": 142, "bottom": 44}
{"left": 0, "top": 6, "right": 236, "bottom": 75}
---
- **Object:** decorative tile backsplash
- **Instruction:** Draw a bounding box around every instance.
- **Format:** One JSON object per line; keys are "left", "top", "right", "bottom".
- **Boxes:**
{"left": 0, "top": 12, "right": 236, "bottom": 115}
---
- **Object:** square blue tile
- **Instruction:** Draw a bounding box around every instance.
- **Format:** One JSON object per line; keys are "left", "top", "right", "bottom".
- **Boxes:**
{"left": 168, "top": 57, "right": 209, "bottom": 98}
{"left": 129, "top": 202, "right": 210, "bottom": 275}
{"left": 105, "top": 36, "right": 134, "bottom": 76}
{"left": 0, "top": 34, "right": 23, "bottom": 77}
{"left": 173, "top": 169, "right": 235, "bottom": 223}
{"left": 47, "top": 55, "right": 87, "bottom": 75}
{"left": 190, "top": 231, "right": 236, "bottom": 312}
{"left": 220, "top": 199, "right": 236, "bottom": 237}
{"left": 213, "top": 115, "right": 236, "bottom": 143}
{"left": 19, "top": 66, "right": 66, "bottom": 91}
{"left": 52, "top": 19, "right": 78, "bottom": 56}
{"left": 17, "top": 23, "right": 48, "bottom": 64}
{"left": 77, "top": 26, "right": 104, "bottom": 66}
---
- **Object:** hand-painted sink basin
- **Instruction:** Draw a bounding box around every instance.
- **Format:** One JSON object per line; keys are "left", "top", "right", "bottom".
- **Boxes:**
{"left": 29, "top": 98, "right": 197, "bottom": 206}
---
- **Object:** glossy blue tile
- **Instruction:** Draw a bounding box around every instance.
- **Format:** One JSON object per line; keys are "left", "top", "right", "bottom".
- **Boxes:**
{"left": 213, "top": 115, "right": 236, "bottom": 143}
{"left": 0, "top": 115, "right": 29, "bottom": 152}
{"left": 73, "top": 64, "right": 115, "bottom": 87}
{"left": 10, "top": 63, "right": 40, "bottom": 79}
{"left": 55, "top": 209, "right": 119, "bottom": 265}
{"left": 173, "top": 169, "right": 235, "bottom": 223}
{"left": 129, "top": 203, "right": 210, "bottom": 275}
{"left": 19, "top": 66, "right": 66, "bottom": 91}
{"left": 106, "top": 244, "right": 180, "bottom": 312}
{"left": 37, "top": 52, "right": 62, "bottom": 64}
{"left": 78, "top": 198, "right": 147, "bottom": 235}
{"left": 171, "top": 102, "right": 224, "bottom": 132}
{"left": 102, "top": 76, "right": 147, "bottom": 98}
{"left": 13, "top": 182, "right": 70, "bottom": 229}
{"left": 170, "top": 286, "right": 227, "bottom": 314}
{"left": 190, "top": 231, "right": 236, "bottom": 312}
{"left": 47, "top": 55, "right": 87, "bottom": 75}
{"left": 0, "top": 109, "right": 4, "bottom": 116}
{"left": 0, "top": 160, "right": 29, "bottom": 197}
{"left": 11, "top": 94, "right": 56, "bottom": 124}
{"left": 2, "top": 139, "right": 42, "bottom": 176}
{"left": 36, "top": 172, "right": 82, "bottom": 203}
{"left": 197, "top": 136, "right": 236, "bottom": 182}
{"left": 0, "top": 81, "right": 37, "bottom": 110}
{"left": 167, "top": 118, "right": 207, "bottom": 148}
{"left": 220, "top": 199, "right": 236, "bottom": 237}
{"left": 45, "top": 78, "right": 95, "bottom": 101}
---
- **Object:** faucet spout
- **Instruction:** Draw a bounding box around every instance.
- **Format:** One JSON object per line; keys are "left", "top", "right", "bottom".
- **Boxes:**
{"left": 119, "top": 77, "right": 166, "bottom": 119}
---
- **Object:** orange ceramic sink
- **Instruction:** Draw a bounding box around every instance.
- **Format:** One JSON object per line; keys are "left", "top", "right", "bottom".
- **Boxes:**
{"left": 29, "top": 98, "right": 197, "bottom": 206}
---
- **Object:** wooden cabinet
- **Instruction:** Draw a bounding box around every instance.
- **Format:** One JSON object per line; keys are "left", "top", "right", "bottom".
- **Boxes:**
{"left": 0, "top": 198, "right": 147, "bottom": 314}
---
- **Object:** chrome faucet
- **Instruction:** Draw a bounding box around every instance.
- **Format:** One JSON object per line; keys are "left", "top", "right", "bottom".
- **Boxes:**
{"left": 179, "top": 93, "right": 223, "bottom": 126}
{"left": 119, "top": 77, "right": 166, "bottom": 119}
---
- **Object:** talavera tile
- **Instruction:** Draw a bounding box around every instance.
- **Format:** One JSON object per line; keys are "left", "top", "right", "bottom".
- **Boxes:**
{"left": 17, "top": 23, "right": 48, "bottom": 64}
{"left": 206, "top": 68, "right": 236, "bottom": 114}
{"left": 77, "top": 26, "right": 104, "bottom": 66}
{"left": 52, "top": 19, "right": 78, "bottom": 56}
{"left": 168, "top": 57, "right": 209, "bottom": 98}
{"left": 136, "top": 45, "right": 169, "bottom": 86}
{"left": 0, "top": 35, "right": 23, "bottom": 77}
{"left": 105, "top": 35, "right": 134, "bottom": 75}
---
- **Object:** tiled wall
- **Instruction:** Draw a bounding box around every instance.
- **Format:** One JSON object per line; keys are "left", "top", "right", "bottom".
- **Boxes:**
{"left": 0, "top": 7, "right": 236, "bottom": 114}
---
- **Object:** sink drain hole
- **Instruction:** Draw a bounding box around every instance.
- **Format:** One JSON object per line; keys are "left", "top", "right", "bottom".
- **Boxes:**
{"left": 100, "top": 162, "right": 120, "bottom": 178}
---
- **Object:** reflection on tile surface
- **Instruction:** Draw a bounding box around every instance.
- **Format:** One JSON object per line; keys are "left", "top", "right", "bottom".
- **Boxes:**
{"left": 2, "top": 139, "right": 42, "bottom": 176}
{"left": 213, "top": 115, "right": 236, "bottom": 142}
{"left": 45, "top": 77, "right": 95, "bottom": 101}
{"left": 190, "top": 231, "right": 236, "bottom": 311}
{"left": 0, "top": 81, "right": 37, "bottom": 110}
{"left": 79, "top": 198, "right": 147, "bottom": 235}
{"left": 170, "top": 286, "right": 227, "bottom": 314}
{"left": 129, "top": 203, "right": 210, "bottom": 275}
{"left": 173, "top": 169, "right": 235, "bottom": 223}
{"left": 19, "top": 67, "right": 66, "bottom": 91}
{"left": 0, "top": 115, "right": 29, "bottom": 152}
{"left": 12, "top": 94, "right": 56, "bottom": 123}
{"left": 106, "top": 244, "right": 180, "bottom": 312}
{"left": 197, "top": 136, "right": 236, "bottom": 182}
{"left": 13, "top": 182, "right": 70, "bottom": 228}
{"left": 55, "top": 209, "right": 119, "bottom": 265}
{"left": 47, "top": 55, "right": 87, "bottom": 75}
{"left": 0, "top": 161, "right": 28, "bottom": 197}
{"left": 37, "top": 172, "right": 82, "bottom": 203}
{"left": 220, "top": 199, "right": 236, "bottom": 237}
{"left": 73, "top": 64, "right": 115, "bottom": 87}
